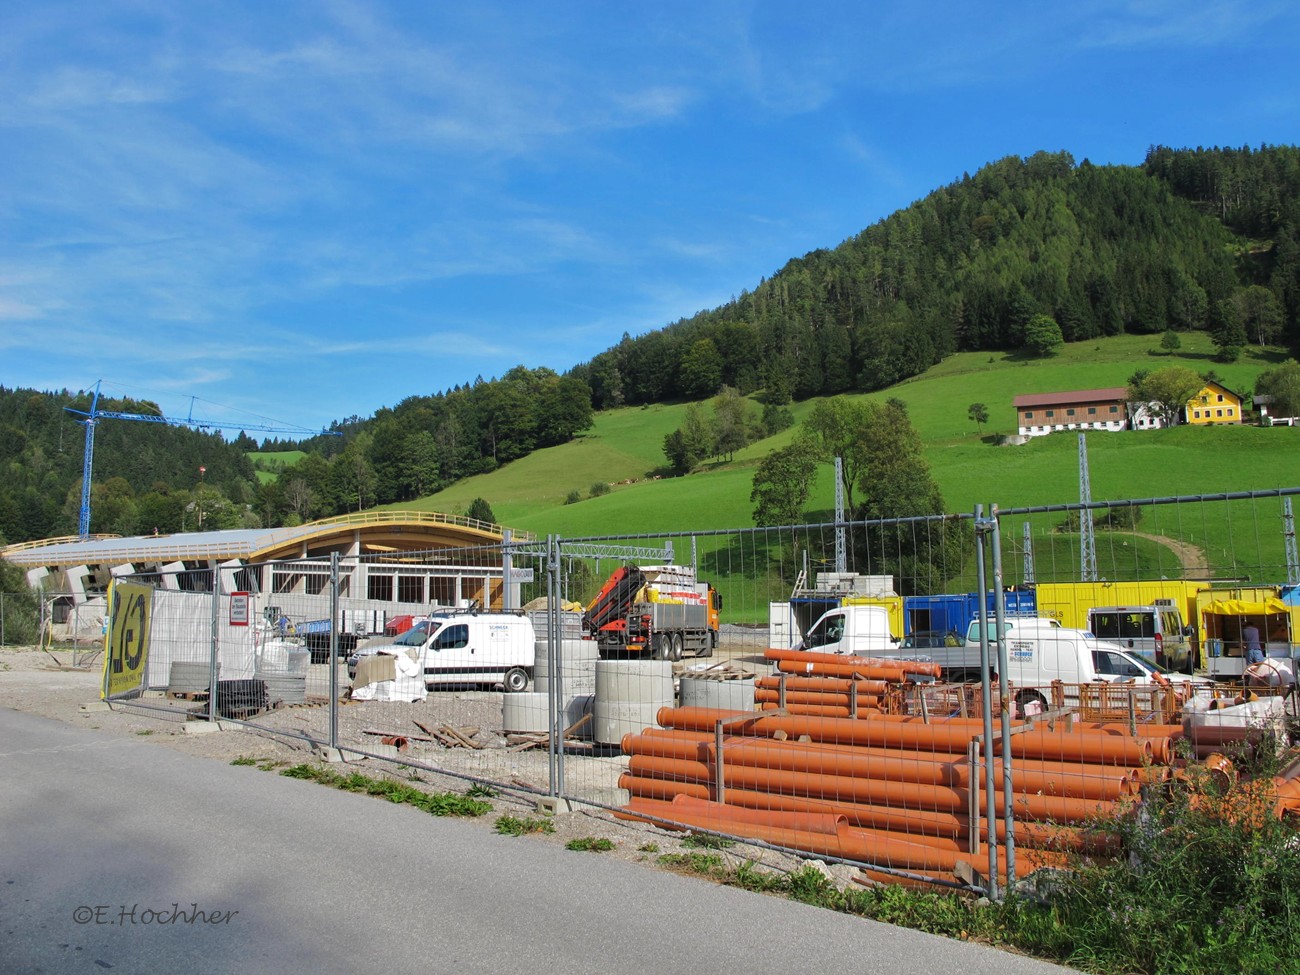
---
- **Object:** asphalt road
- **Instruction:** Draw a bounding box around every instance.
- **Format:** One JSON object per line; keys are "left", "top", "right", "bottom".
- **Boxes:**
{"left": 0, "top": 707, "right": 1080, "bottom": 975}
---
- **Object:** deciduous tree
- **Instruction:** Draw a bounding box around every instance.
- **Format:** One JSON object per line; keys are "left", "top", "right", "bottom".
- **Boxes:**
{"left": 1024, "top": 314, "right": 1064, "bottom": 357}
{"left": 750, "top": 440, "right": 819, "bottom": 527}
{"left": 1129, "top": 366, "right": 1203, "bottom": 427}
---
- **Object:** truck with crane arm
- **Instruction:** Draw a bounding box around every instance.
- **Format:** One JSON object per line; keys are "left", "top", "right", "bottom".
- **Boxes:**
{"left": 583, "top": 564, "right": 721, "bottom": 660}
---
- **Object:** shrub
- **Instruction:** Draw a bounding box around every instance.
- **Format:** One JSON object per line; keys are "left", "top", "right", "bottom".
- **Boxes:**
{"left": 0, "top": 558, "right": 40, "bottom": 646}
{"left": 589, "top": 481, "right": 611, "bottom": 498}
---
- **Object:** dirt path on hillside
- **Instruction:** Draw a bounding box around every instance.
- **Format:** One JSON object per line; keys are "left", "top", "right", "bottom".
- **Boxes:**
{"left": 1131, "top": 532, "right": 1210, "bottom": 579}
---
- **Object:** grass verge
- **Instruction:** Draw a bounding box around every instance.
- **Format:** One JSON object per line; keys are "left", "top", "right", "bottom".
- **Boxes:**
{"left": 232, "top": 760, "right": 493, "bottom": 817}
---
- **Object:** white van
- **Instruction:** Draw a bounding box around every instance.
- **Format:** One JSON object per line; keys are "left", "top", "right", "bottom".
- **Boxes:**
{"left": 986, "top": 619, "right": 1175, "bottom": 713}
{"left": 1087, "top": 604, "right": 1193, "bottom": 673}
{"left": 347, "top": 612, "right": 536, "bottom": 692}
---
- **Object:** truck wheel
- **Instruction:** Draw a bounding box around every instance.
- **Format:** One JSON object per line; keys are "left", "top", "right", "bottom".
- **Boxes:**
{"left": 670, "top": 633, "right": 684, "bottom": 662}
{"left": 1015, "top": 689, "right": 1048, "bottom": 718}
{"left": 700, "top": 632, "right": 715, "bottom": 659}
{"left": 654, "top": 634, "right": 672, "bottom": 661}
{"left": 503, "top": 667, "right": 529, "bottom": 693}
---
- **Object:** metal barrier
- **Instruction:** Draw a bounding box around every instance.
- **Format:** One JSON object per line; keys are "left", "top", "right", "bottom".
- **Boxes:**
{"left": 89, "top": 488, "right": 1300, "bottom": 896}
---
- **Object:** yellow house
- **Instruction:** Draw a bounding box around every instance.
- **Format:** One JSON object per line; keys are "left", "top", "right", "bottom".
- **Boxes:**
{"left": 1185, "top": 380, "right": 1243, "bottom": 426}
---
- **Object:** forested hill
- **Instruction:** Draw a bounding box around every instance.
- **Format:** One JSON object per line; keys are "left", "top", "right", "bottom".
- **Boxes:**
{"left": 0, "top": 387, "right": 259, "bottom": 542}
{"left": 2, "top": 145, "right": 1298, "bottom": 544}
{"left": 569, "top": 146, "right": 1299, "bottom": 408}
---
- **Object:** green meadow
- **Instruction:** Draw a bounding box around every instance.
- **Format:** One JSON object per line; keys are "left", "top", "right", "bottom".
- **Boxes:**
{"left": 268, "top": 333, "right": 1300, "bottom": 615}
{"left": 249, "top": 450, "right": 306, "bottom": 484}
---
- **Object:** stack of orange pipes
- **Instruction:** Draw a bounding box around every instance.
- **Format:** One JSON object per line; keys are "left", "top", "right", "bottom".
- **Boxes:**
{"left": 617, "top": 705, "right": 1182, "bottom": 885}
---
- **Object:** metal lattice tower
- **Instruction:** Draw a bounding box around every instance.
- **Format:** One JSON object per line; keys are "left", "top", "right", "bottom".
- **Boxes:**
{"left": 834, "top": 456, "right": 846, "bottom": 573}
{"left": 1284, "top": 497, "right": 1299, "bottom": 585}
{"left": 1022, "top": 521, "right": 1036, "bottom": 585}
{"left": 1078, "top": 434, "right": 1097, "bottom": 582}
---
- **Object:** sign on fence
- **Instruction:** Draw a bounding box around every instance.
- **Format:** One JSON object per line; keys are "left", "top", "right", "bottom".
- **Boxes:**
{"left": 103, "top": 581, "right": 152, "bottom": 699}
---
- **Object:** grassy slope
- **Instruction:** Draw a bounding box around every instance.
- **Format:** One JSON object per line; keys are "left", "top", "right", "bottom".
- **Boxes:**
{"left": 249, "top": 450, "right": 306, "bottom": 485}
{"left": 416, "top": 332, "right": 1298, "bottom": 530}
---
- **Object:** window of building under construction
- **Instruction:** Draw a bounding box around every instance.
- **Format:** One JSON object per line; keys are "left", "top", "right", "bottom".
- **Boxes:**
{"left": 430, "top": 577, "right": 456, "bottom": 606}
{"left": 367, "top": 574, "right": 394, "bottom": 601}
{"left": 397, "top": 575, "right": 425, "bottom": 603}
{"left": 273, "top": 569, "right": 301, "bottom": 594}
{"left": 177, "top": 562, "right": 212, "bottom": 592}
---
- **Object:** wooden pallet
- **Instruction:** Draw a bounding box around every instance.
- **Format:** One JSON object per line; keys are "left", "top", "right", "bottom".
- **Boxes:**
{"left": 166, "top": 690, "right": 210, "bottom": 702}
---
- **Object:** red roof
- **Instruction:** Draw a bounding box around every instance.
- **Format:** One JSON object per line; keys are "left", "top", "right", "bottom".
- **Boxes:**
{"left": 1013, "top": 387, "right": 1128, "bottom": 409}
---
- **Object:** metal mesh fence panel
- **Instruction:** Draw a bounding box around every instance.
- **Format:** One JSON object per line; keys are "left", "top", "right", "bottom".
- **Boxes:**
{"left": 85, "top": 488, "right": 1300, "bottom": 895}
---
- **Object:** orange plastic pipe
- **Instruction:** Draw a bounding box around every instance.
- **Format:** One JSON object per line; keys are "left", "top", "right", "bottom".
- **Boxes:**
{"left": 624, "top": 731, "right": 1135, "bottom": 800}
{"left": 758, "top": 703, "right": 884, "bottom": 718}
{"left": 623, "top": 796, "right": 1067, "bottom": 879}
{"left": 765, "top": 648, "right": 943, "bottom": 680}
{"left": 625, "top": 754, "right": 1118, "bottom": 824}
{"left": 649, "top": 782, "right": 1121, "bottom": 855}
{"left": 617, "top": 796, "right": 849, "bottom": 835}
{"left": 754, "top": 688, "right": 887, "bottom": 707}
{"left": 755, "top": 675, "right": 891, "bottom": 695}
{"left": 658, "top": 706, "right": 1157, "bottom": 766}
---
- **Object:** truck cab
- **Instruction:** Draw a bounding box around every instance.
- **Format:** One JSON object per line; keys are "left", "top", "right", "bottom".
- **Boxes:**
{"left": 797, "top": 605, "right": 899, "bottom": 656}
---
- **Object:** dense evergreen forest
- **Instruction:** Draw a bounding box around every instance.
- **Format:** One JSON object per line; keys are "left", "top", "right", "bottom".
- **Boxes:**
{"left": 3, "top": 145, "right": 1298, "bottom": 545}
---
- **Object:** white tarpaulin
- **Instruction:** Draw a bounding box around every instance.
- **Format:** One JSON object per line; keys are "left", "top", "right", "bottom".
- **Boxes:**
{"left": 351, "top": 648, "right": 426, "bottom": 702}
{"left": 143, "top": 589, "right": 257, "bottom": 688}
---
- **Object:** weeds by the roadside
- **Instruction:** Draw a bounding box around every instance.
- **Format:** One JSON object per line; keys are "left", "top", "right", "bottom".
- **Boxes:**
{"left": 271, "top": 763, "right": 492, "bottom": 817}
{"left": 681, "top": 833, "right": 735, "bottom": 849}
{"left": 494, "top": 815, "right": 555, "bottom": 836}
{"left": 565, "top": 837, "right": 615, "bottom": 852}
{"left": 657, "top": 852, "right": 726, "bottom": 875}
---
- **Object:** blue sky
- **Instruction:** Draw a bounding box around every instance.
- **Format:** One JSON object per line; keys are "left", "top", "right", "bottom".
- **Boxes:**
{"left": 2, "top": 1, "right": 1298, "bottom": 436}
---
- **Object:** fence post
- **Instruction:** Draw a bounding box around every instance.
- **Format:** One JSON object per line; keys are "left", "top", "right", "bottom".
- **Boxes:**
{"left": 546, "top": 535, "right": 563, "bottom": 799}
{"left": 988, "top": 505, "right": 1017, "bottom": 888}
{"left": 329, "top": 552, "right": 340, "bottom": 751}
{"left": 207, "top": 568, "right": 220, "bottom": 723}
{"left": 972, "top": 504, "right": 999, "bottom": 900}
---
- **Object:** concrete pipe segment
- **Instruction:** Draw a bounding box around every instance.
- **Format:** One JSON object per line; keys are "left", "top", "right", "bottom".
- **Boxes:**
{"left": 593, "top": 659, "right": 674, "bottom": 746}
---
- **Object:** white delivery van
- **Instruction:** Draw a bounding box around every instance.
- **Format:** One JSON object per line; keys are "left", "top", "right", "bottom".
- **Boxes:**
{"left": 347, "top": 612, "right": 536, "bottom": 692}
{"left": 1086, "top": 603, "right": 1194, "bottom": 673}
{"left": 984, "top": 618, "right": 1177, "bottom": 713}
{"left": 797, "top": 605, "right": 899, "bottom": 656}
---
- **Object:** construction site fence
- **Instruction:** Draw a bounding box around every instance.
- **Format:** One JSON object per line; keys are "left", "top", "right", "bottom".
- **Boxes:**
{"left": 82, "top": 487, "right": 1300, "bottom": 898}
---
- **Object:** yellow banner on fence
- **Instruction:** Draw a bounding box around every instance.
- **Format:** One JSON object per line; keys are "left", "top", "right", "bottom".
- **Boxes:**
{"left": 103, "top": 581, "right": 152, "bottom": 699}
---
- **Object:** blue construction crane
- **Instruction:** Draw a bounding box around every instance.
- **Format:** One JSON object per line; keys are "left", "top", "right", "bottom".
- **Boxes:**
{"left": 67, "top": 380, "right": 338, "bottom": 538}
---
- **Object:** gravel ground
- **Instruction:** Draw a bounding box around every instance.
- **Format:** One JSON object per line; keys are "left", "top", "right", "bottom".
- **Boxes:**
{"left": 0, "top": 644, "right": 834, "bottom": 883}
